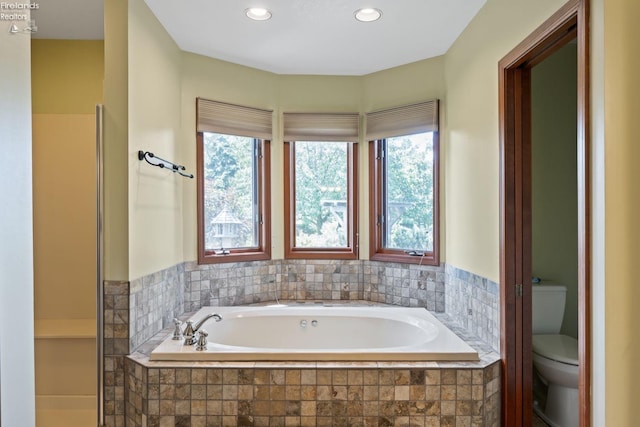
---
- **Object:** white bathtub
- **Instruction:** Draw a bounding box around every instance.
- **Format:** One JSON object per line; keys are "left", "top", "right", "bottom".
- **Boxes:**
{"left": 149, "top": 305, "right": 479, "bottom": 362}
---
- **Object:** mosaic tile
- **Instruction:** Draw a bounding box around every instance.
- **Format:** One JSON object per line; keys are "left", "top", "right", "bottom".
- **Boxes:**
{"left": 444, "top": 264, "right": 500, "bottom": 352}
{"left": 112, "top": 260, "right": 505, "bottom": 427}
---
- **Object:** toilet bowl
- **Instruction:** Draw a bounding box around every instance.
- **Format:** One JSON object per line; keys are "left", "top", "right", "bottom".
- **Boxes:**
{"left": 532, "top": 283, "right": 579, "bottom": 427}
{"left": 532, "top": 334, "right": 579, "bottom": 427}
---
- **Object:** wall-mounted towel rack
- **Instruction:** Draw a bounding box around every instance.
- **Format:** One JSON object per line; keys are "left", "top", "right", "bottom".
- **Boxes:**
{"left": 138, "top": 150, "right": 194, "bottom": 179}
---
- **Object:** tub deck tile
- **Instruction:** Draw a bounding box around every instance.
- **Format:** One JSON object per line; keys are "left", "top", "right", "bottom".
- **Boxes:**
{"left": 124, "top": 302, "right": 501, "bottom": 427}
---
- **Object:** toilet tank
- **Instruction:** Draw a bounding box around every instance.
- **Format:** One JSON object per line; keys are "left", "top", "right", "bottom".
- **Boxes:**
{"left": 532, "top": 283, "right": 566, "bottom": 334}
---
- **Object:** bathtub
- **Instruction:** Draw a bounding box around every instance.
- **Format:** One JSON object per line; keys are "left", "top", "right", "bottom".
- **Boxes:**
{"left": 149, "top": 305, "right": 479, "bottom": 362}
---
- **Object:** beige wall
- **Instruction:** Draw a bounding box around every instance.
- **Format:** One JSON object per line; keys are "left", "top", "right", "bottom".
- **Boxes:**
{"left": 104, "top": 0, "right": 130, "bottom": 281}
{"left": 362, "top": 57, "right": 446, "bottom": 112}
{"left": 128, "top": 0, "right": 183, "bottom": 280}
{"left": 104, "top": 0, "right": 186, "bottom": 281}
{"left": 603, "top": 0, "right": 640, "bottom": 424}
{"left": 531, "top": 43, "right": 578, "bottom": 339}
{"left": 443, "top": 0, "right": 567, "bottom": 282}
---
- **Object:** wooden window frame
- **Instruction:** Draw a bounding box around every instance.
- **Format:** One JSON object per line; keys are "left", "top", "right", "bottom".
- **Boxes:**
{"left": 196, "top": 132, "right": 271, "bottom": 264}
{"left": 283, "top": 140, "right": 359, "bottom": 260}
{"left": 368, "top": 132, "right": 440, "bottom": 266}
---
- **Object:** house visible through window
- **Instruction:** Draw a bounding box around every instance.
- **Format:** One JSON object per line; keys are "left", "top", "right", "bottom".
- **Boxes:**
{"left": 196, "top": 98, "right": 272, "bottom": 264}
{"left": 368, "top": 101, "right": 440, "bottom": 265}
{"left": 202, "top": 132, "right": 260, "bottom": 250}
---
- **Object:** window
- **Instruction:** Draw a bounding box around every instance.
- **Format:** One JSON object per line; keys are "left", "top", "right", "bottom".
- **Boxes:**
{"left": 368, "top": 101, "right": 439, "bottom": 265}
{"left": 283, "top": 113, "right": 360, "bottom": 259}
{"left": 196, "top": 98, "right": 272, "bottom": 264}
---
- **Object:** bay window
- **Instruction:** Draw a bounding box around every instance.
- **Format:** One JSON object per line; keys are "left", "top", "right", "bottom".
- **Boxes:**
{"left": 367, "top": 101, "right": 440, "bottom": 265}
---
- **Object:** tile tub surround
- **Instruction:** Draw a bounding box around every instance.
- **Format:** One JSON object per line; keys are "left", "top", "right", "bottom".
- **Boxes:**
{"left": 110, "top": 261, "right": 498, "bottom": 426}
{"left": 118, "top": 262, "right": 501, "bottom": 358}
{"left": 444, "top": 265, "right": 500, "bottom": 353}
{"left": 104, "top": 269, "right": 184, "bottom": 427}
{"left": 183, "top": 260, "right": 445, "bottom": 313}
{"left": 122, "top": 261, "right": 490, "bottom": 358}
{"left": 125, "top": 312, "right": 501, "bottom": 427}
{"left": 130, "top": 263, "right": 185, "bottom": 351}
{"left": 104, "top": 280, "right": 131, "bottom": 427}
{"left": 108, "top": 261, "right": 443, "bottom": 427}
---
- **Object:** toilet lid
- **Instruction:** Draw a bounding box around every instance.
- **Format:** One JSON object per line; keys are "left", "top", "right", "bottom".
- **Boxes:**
{"left": 532, "top": 334, "right": 579, "bottom": 366}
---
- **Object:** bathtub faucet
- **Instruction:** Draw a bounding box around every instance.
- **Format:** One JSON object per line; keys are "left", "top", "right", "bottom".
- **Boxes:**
{"left": 183, "top": 313, "right": 222, "bottom": 345}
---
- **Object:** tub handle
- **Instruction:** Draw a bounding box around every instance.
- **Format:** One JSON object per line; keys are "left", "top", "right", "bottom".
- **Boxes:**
{"left": 300, "top": 320, "right": 307, "bottom": 328}
{"left": 183, "top": 320, "right": 197, "bottom": 345}
{"left": 311, "top": 320, "right": 318, "bottom": 327}
{"left": 195, "top": 329, "right": 208, "bottom": 351}
{"left": 172, "top": 318, "right": 183, "bottom": 341}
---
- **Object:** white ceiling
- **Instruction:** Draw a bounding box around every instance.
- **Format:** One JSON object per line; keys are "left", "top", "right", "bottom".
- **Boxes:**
{"left": 31, "top": 0, "right": 104, "bottom": 40}
{"left": 29, "top": 0, "right": 487, "bottom": 76}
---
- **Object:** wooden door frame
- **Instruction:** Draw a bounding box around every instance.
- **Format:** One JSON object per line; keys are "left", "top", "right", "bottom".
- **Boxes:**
{"left": 499, "top": 0, "right": 590, "bottom": 426}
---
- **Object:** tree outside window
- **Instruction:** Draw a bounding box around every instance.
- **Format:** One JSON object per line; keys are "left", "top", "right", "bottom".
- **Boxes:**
{"left": 202, "top": 132, "right": 259, "bottom": 250}
{"left": 197, "top": 131, "right": 270, "bottom": 264}
{"left": 284, "top": 140, "right": 358, "bottom": 260}
{"left": 293, "top": 141, "right": 349, "bottom": 248}
{"left": 383, "top": 132, "right": 434, "bottom": 252}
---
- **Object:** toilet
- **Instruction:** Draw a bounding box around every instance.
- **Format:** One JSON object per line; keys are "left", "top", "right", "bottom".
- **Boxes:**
{"left": 532, "top": 282, "right": 579, "bottom": 427}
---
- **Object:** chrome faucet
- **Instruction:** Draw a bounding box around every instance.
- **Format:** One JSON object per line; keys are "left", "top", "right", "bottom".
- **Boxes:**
{"left": 183, "top": 313, "right": 222, "bottom": 345}
{"left": 195, "top": 329, "right": 209, "bottom": 351}
{"left": 172, "top": 318, "right": 184, "bottom": 340}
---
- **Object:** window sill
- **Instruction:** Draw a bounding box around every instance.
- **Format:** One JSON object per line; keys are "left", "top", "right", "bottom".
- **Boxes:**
{"left": 285, "top": 249, "right": 358, "bottom": 260}
{"left": 370, "top": 252, "right": 439, "bottom": 266}
{"left": 198, "top": 250, "right": 271, "bottom": 265}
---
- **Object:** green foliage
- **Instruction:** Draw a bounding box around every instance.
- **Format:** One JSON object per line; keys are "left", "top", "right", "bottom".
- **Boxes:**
{"left": 203, "top": 132, "right": 257, "bottom": 249}
{"left": 385, "top": 133, "right": 434, "bottom": 251}
{"left": 293, "top": 141, "right": 349, "bottom": 247}
{"left": 201, "top": 132, "right": 435, "bottom": 252}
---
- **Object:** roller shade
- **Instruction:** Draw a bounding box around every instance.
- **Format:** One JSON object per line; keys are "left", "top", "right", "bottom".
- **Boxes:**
{"left": 283, "top": 112, "right": 360, "bottom": 142}
{"left": 197, "top": 98, "right": 273, "bottom": 140}
{"left": 366, "top": 100, "right": 439, "bottom": 141}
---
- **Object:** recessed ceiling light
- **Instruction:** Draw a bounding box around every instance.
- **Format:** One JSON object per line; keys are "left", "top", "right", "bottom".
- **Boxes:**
{"left": 245, "top": 7, "right": 272, "bottom": 21}
{"left": 354, "top": 8, "right": 382, "bottom": 22}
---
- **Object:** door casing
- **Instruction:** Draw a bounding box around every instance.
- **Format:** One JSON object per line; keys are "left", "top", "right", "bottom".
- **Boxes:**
{"left": 498, "top": 0, "right": 591, "bottom": 425}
